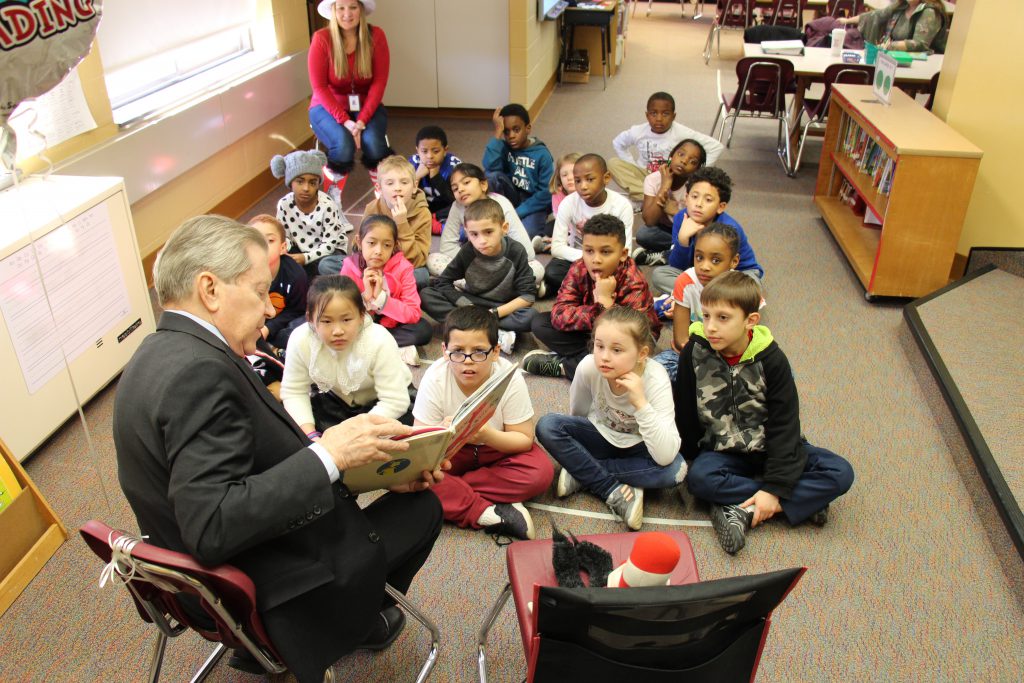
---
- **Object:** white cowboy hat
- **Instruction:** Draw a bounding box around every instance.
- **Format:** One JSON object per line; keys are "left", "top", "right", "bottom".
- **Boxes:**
{"left": 317, "top": 0, "right": 376, "bottom": 20}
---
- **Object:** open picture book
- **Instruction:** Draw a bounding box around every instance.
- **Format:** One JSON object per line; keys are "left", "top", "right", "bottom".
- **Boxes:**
{"left": 343, "top": 363, "right": 520, "bottom": 493}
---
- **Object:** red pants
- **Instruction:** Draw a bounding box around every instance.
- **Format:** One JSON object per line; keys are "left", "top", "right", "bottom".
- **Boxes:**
{"left": 430, "top": 442, "right": 554, "bottom": 528}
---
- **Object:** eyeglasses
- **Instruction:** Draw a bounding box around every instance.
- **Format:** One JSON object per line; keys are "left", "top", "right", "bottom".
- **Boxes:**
{"left": 446, "top": 347, "right": 494, "bottom": 363}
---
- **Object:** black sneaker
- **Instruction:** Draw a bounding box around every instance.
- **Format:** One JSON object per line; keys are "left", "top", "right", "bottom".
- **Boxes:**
{"left": 359, "top": 605, "right": 406, "bottom": 650}
{"left": 484, "top": 502, "right": 536, "bottom": 540}
{"left": 711, "top": 504, "right": 753, "bottom": 554}
{"left": 631, "top": 247, "right": 668, "bottom": 267}
{"left": 522, "top": 350, "right": 565, "bottom": 377}
{"left": 808, "top": 505, "right": 829, "bottom": 526}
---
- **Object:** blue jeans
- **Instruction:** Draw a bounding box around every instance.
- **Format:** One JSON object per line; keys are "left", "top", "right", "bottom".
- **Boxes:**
{"left": 317, "top": 253, "right": 346, "bottom": 276}
{"left": 486, "top": 171, "right": 549, "bottom": 238}
{"left": 309, "top": 105, "right": 391, "bottom": 173}
{"left": 536, "top": 414, "right": 686, "bottom": 500}
{"left": 652, "top": 348, "right": 679, "bottom": 382}
{"left": 686, "top": 444, "right": 854, "bottom": 525}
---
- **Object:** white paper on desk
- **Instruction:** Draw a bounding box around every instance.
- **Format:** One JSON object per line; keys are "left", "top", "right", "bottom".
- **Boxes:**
{"left": 9, "top": 69, "right": 98, "bottom": 162}
{"left": 0, "top": 203, "right": 130, "bottom": 394}
{"left": 761, "top": 40, "right": 805, "bottom": 56}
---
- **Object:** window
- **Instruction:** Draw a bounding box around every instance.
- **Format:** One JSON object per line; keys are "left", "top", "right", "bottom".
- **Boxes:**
{"left": 96, "top": 0, "right": 276, "bottom": 124}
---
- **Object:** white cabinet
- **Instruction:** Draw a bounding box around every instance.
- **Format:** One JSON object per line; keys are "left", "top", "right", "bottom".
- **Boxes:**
{"left": 373, "top": 0, "right": 509, "bottom": 108}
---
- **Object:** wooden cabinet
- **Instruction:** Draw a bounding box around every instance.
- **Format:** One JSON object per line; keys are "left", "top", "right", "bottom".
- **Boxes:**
{"left": 372, "top": 0, "right": 509, "bottom": 108}
{"left": 813, "top": 84, "right": 982, "bottom": 299}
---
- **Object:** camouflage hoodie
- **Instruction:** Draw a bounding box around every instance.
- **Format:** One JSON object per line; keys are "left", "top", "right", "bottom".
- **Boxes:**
{"left": 674, "top": 322, "right": 806, "bottom": 499}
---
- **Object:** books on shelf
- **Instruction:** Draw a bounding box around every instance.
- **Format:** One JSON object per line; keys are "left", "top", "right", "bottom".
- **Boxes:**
{"left": 838, "top": 114, "right": 897, "bottom": 196}
{"left": 342, "top": 363, "right": 519, "bottom": 493}
{"left": 761, "top": 40, "right": 804, "bottom": 56}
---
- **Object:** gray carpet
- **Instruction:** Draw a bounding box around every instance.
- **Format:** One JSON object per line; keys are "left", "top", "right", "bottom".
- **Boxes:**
{"left": 2, "top": 11, "right": 1023, "bottom": 683}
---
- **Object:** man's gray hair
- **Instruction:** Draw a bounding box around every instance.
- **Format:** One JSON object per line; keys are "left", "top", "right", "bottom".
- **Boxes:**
{"left": 154, "top": 215, "right": 269, "bottom": 307}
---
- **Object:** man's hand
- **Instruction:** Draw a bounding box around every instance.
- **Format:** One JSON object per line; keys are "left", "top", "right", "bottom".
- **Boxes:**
{"left": 492, "top": 106, "right": 504, "bottom": 139}
{"left": 391, "top": 196, "right": 408, "bottom": 222}
{"left": 678, "top": 215, "right": 704, "bottom": 244}
{"left": 388, "top": 460, "right": 451, "bottom": 493}
{"left": 594, "top": 273, "right": 616, "bottom": 308}
{"left": 741, "top": 490, "right": 782, "bottom": 527}
{"left": 319, "top": 413, "right": 412, "bottom": 472}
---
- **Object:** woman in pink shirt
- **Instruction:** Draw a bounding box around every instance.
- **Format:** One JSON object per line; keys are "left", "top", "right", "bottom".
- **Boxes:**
{"left": 309, "top": 0, "right": 392, "bottom": 195}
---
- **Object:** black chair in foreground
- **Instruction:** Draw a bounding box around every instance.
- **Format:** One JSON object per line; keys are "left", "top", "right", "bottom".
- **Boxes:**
{"left": 80, "top": 520, "right": 440, "bottom": 683}
{"left": 477, "top": 530, "right": 806, "bottom": 682}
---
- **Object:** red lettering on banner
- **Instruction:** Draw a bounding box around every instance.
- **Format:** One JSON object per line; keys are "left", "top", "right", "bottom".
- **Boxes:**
{"left": 30, "top": 0, "right": 56, "bottom": 37}
{"left": 73, "top": 0, "right": 96, "bottom": 19}
{"left": 51, "top": 0, "right": 76, "bottom": 30}
{"left": 1, "top": 7, "right": 38, "bottom": 43}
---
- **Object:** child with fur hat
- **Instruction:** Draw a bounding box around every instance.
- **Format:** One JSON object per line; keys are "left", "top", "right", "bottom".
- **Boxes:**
{"left": 272, "top": 149, "right": 352, "bottom": 279}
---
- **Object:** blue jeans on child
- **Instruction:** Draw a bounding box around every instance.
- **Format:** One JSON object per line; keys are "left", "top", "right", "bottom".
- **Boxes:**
{"left": 686, "top": 443, "right": 854, "bottom": 525}
{"left": 485, "top": 171, "right": 549, "bottom": 238}
{"left": 536, "top": 414, "right": 687, "bottom": 500}
{"left": 309, "top": 105, "right": 391, "bottom": 172}
{"left": 652, "top": 348, "right": 679, "bottom": 382}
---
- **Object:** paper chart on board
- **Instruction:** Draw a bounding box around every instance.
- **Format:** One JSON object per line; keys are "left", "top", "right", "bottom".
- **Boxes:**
{"left": 0, "top": 203, "right": 130, "bottom": 394}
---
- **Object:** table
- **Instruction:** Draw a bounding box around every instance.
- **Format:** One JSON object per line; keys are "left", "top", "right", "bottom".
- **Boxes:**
{"left": 742, "top": 43, "right": 942, "bottom": 152}
{"left": 562, "top": 1, "right": 620, "bottom": 90}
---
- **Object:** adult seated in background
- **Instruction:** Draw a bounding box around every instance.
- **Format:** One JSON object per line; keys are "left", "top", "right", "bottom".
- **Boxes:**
{"left": 309, "top": 0, "right": 392, "bottom": 196}
{"left": 113, "top": 215, "right": 444, "bottom": 683}
{"left": 839, "top": 0, "right": 948, "bottom": 53}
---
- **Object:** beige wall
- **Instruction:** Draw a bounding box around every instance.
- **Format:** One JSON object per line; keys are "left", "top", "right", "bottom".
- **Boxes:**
{"left": 509, "top": 0, "right": 560, "bottom": 109}
{"left": 16, "top": 0, "right": 313, "bottom": 259}
{"left": 933, "top": 0, "right": 1024, "bottom": 254}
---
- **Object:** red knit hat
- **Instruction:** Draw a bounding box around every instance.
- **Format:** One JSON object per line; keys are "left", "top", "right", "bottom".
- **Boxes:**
{"left": 606, "top": 532, "right": 681, "bottom": 588}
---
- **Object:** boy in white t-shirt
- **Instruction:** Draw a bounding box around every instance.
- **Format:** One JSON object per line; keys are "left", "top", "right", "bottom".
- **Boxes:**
{"left": 544, "top": 153, "right": 634, "bottom": 296}
{"left": 413, "top": 306, "right": 553, "bottom": 540}
{"left": 609, "top": 91, "right": 724, "bottom": 201}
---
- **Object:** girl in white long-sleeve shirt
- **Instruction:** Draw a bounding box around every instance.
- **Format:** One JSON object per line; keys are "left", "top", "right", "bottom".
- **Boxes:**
{"left": 536, "top": 306, "right": 686, "bottom": 530}
{"left": 282, "top": 275, "right": 414, "bottom": 439}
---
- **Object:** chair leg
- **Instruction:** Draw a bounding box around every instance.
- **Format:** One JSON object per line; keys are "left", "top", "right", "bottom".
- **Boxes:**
{"left": 147, "top": 632, "right": 168, "bottom": 683}
{"left": 385, "top": 584, "right": 439, "bottom": 683}
{"left": 777, "top": 115, "right": 794, "bottom": 176}
{"left": 725, "top": 113, "right": 738, "bottom": 147}
{"left": 477, "top": 583, "right": 513, "bottom": 683}
{"left": 710, "top": 106, "right": 724, "bottom": 139}
{"left": 793, "top": 118, "right": 815, "bottom": 175}
{"left": 189, "top": 643, "right": 227, "bottom": 683}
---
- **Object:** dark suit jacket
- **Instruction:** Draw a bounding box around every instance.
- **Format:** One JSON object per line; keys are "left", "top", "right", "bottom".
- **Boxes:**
{"left": 114, "top": 312, "right": 387, "bottom": 677}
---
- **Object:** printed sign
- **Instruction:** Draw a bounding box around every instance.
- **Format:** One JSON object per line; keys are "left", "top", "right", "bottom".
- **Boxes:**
{"left": 873, "top": 52, "right": 898, "bottom": 105}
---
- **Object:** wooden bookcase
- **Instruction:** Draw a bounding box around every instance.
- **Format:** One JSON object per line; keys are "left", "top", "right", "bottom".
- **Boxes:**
{"left": 813, "top": 84, "right": 982, "bottom": 300}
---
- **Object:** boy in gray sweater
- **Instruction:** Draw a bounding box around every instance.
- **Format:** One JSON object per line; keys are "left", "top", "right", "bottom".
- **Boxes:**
{"left": 421, "top": 198, "right": 537, "bottom": 354}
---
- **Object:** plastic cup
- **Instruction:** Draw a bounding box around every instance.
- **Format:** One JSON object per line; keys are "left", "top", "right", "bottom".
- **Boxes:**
{"left": 831, "top": 28, "right": 846, "bottom": 56}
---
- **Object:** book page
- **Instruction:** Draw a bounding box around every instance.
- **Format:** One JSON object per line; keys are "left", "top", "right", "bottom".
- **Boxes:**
{"left": 0, "top": 203, "right": 130, "bottom": 394}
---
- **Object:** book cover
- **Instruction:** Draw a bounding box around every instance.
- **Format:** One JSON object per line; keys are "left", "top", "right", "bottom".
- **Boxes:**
{"left": 341, "top": 363, "right": 520, "bottom": 493}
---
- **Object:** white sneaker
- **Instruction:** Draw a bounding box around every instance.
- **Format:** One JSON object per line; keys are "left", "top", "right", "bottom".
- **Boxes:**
{"left": 556, "top": 468, "right": 582, "bottom": 498}
{"left": 497, "top": 330, "right": 516, "bottom": 355}
{"left": 532, "top": 235, "right": 551, "bottom": 253}
{"left": 537, "top": 280, "right": 547, "bottom": 298}
{"left": 399, "top": 345, "right": 420, "bottom": 366}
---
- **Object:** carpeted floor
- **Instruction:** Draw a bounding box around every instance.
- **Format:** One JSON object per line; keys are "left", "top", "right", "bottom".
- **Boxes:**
{"left": 2, "top": 10, "right": 1023, "bottom": 683}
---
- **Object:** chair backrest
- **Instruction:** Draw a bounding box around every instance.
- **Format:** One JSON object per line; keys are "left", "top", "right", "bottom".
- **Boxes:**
{"left": 722, "top": 0, "right": 750, "bottom": 28}
{"left": 814, "top": 62, "right": 874, "bottom": 119}
{"left": 527, "top": 567, "right": 806, "bottom": 682}
{"left": 773, "top": 0, "right": 803, "bottom": 27}
{"left": 79, "top": 520, "right": 282, "bottom": 663}
{"left": 732, "top": 57, "right": 796, "bottom": 116}
{"left": 828, "top": 0, "right": 861, "bottom": 17}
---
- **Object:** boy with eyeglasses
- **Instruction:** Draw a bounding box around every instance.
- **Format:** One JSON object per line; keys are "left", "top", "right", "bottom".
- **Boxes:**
{"left": 609, "top": 91, "right": 724, "bottom": 203}
{"left": 412, "top": 306, "right": 553, "bottom": 540}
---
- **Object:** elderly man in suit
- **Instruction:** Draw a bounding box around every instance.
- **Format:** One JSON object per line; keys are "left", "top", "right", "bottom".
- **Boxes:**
{"left": 114, "top": 215, "right": 444, "bottom": 683}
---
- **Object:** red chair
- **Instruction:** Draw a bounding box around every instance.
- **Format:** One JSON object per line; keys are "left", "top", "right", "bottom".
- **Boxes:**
{"left": 792, "top": 62, "right": 874, "bottom": 173}
{"left": 476, "top": 530, "right": 805, "bottom": 682}
{"left": 704, "top": 0, "right": 753, "bottom": 64}
{"left": 771, "top": 0, "right": 804, "bottom": 28}
{"left": 80, "top": 520, "right": 440, "bottom": 683}
{"left": 711, "top": 56, "right": 797, "bottom": 174}
{"left": 828, "top": 0, "right": 862, "bottom": 18}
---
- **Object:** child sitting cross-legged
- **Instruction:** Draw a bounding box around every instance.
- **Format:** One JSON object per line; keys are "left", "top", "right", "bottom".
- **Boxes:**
{"left": 340, "top": 214, "right": 432, "bottom": 366}
{"left": 632, "top": 139, "right": 706, "bottom": 267}
{"left": 525, "top": 214, "right": 661, "bottom": 381}
{"left": 650, "top": 166, "right": 763, "bottom": 296}
{"left": 414, "top": 306, "right": 554, "bottom": 541}
{"left": 420, "top": 198, "right": 537, "bottom": 356}
{"left": 362, "top": 155, "right": 432, "bottom": 289}
{"left": 409, "top": 125, "right": 462, "bottom": 231}
{"left": 676, "top": 271, "right": 855, "bottom": 555}
{"left": 544, "top": 153, "right": 635, "bottom": 297}
{"left": 271, "top": 149, "right": 352, "bottom": 279}
{"left": 536, "top": 306, "right": 686, "bottom": 531}
{"left": 427, "top": 163, "right": 544, "bottom": 291}
{"left": 281, "top": 275, "right": 415, "bottom": 440}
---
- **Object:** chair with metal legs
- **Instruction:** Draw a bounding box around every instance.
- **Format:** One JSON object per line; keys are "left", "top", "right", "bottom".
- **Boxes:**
{"left": 80, "top": 520, "right": 440, "bottom": 683}
{"left": 792, "top": 62, "right": 874, "bottom": 174}
{"left": 703, "top": 0, "right": 752, "bottom": 64}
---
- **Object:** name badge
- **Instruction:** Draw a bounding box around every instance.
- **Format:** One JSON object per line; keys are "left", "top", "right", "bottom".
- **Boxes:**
{"left": 348, "top": 94, "right": 361, "bottom": 111}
